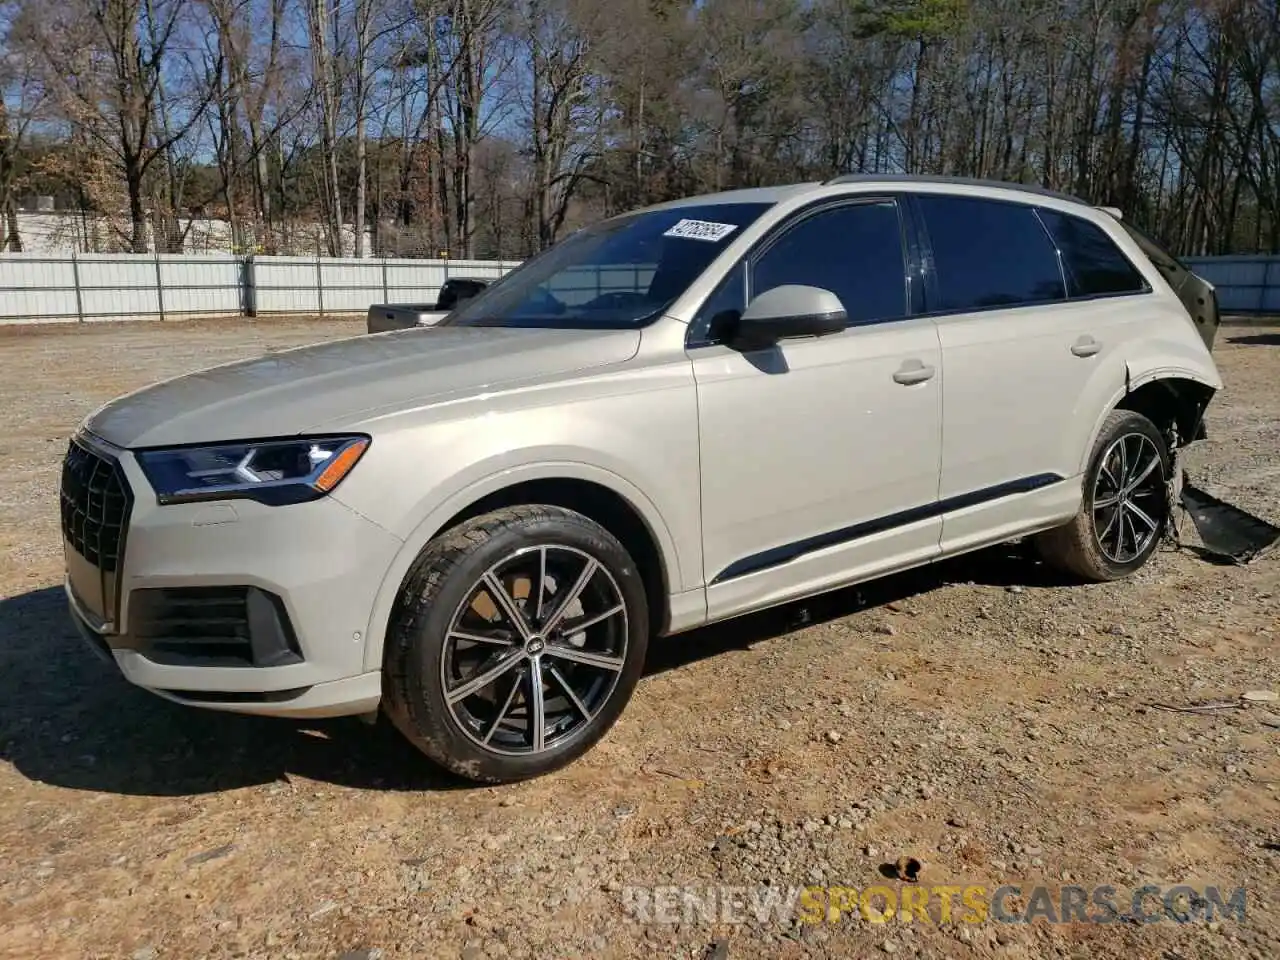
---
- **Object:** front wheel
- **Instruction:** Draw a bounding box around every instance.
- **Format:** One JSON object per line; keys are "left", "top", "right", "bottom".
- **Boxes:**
{"left": 1034, "top": 409, "right": 1172, "bottom": 582}
{"left": 382, "top": 505, "right": 649, "bottom": 783}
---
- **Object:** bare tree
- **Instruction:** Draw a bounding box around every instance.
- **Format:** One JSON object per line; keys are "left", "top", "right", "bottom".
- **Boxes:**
{"left": 515, "top": 0, "right": 607, "bottom": 249}
{"left": 33, "top": 0, "right": 214, "bottom": 252}
{"left": 305, "top": 0, "right": 344, "bottom": 255}
{"left": 0, "top": 0, "right": 47, "bottom": 250}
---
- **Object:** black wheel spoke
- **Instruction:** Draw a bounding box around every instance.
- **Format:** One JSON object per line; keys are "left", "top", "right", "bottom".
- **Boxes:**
{"left": 543, "top": 644, "right": 625, "bottom": 672}
{"left": 482, "top": 572, "right": 534, "bottom": 641}
{"left": 482, "top": 672, "right": 523, "bottom": 745}
{"left": 527, "top": 658, "right": 546, "bottom": 751}
{"left": 560, "top": 602, "right": 625, "bottom": 636}
{"left": 546, "top": 663, "right": 592, "bottom": 720}
{"left": 542, "top": 557, "right": 599, "bottom": 635}
{"left": 1125, "top": 499, "right": 1159, "bottom": 533}
{"left": 533, "top": 546, "right": 549, "bottom": 621}
{"left": 446, "top": 651, "right": 523, "bottom": 705}
{"left": 448, "top": 628, "right": 516, "bottom": 648}
{"left": 1126, "top": 453, "right": 1159, "bottom": 492}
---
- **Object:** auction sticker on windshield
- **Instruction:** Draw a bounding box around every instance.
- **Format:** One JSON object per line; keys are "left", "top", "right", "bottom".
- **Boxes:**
{"left": 663, "top": 219, "right": 739, "bottom": 242}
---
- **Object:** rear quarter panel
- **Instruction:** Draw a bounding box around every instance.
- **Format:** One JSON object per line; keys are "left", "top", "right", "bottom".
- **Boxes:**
{"left": 1070, "top": 294, "right": 1222, "bottom": 476}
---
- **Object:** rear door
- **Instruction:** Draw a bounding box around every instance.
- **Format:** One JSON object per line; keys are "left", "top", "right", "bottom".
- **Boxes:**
{"left": 912, "top": 193, "right": 1141, "bottom": 552}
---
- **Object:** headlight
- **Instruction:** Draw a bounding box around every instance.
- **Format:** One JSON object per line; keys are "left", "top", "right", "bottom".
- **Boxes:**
{"left": 136, "top": 436, "right": 370, "bottom": 506}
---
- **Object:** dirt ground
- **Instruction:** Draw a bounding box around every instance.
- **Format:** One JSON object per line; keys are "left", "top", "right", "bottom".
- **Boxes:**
{"left": 0, "top": 317, "right": 1277, "bottom": 960}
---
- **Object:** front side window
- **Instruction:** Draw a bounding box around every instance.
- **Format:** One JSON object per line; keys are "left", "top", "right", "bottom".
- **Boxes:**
{"left": 917, "top": 195, "right": 1066, "bottom": 312}
{"left": 1037, "top": 208, "right": 1148, "bottom": 298}
{"left": 442, "top": 202, "right": 772, "bottom": 329}
{"left": 750, "top": 200, "right": 908, "bottom": 325}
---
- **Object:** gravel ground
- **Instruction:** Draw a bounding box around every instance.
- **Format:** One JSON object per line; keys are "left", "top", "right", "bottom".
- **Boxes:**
{"left": 0, "top": 318, "right": 1277, "bottom": 960}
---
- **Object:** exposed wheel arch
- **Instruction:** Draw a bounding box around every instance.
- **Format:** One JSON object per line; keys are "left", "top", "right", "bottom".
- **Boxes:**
{"left": 1115, "top": 376, "right": 1217, "bottom": 446}
{"left": 1079, "top": 374, "right": 1217, "bottom": 478}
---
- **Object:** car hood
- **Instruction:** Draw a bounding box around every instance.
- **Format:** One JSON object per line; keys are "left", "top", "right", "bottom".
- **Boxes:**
{"left": 85, "top": 325, "right": 642, "bottom": 449}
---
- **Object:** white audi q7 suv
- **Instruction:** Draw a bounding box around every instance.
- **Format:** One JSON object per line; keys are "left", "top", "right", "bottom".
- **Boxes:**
{"left": 61, "top": 175, "right": 1223, "bottom": 783}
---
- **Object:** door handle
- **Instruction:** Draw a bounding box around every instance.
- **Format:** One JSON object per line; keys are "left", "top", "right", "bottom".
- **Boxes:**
{"left": 893, "top": 359, "right": 936, "bottom": 385}
{"left": 1071, "top": 335, "right": 1102, "bottom": 358}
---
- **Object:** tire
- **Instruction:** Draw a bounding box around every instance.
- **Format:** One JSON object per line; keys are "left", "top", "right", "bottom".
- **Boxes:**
{"left": 382, "top": 504, "right": 649, "bottom": 784}
{"left": 1034, "top": 409, "right": 1172, "bottom": 582}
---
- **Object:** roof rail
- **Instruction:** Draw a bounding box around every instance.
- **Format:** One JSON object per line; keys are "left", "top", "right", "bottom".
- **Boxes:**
{"left": 820, "top": 173, "right": 1091, "bottom": 207}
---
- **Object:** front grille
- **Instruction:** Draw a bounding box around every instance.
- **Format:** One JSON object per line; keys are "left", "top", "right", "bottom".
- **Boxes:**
{"left": 127, "top": 586, "right": 303, "bottom": 668}
{"left": 60, "top": 437, "right": 130, "bottom": 571}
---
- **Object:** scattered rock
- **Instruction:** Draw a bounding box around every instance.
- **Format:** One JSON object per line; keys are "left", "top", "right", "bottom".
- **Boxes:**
{"left": 894, "top": 856, "right": 923, "bottom": 883}
{"left": 1006, "top": 585, "right": 1025, "bottom": 595}
{"left": 338, "top": 951, "right": 383, "bottom": 960}
{"left": 131, "top": 948, "right": 157, "bottom": 960}
{"left": 185, "top": 844, "right": 235, "bottom": 868}
{"left": 881, "top": 940, "right": 898, "bottom": 954}
{"left": 309, "top": 901, "right": 339, "bottom": 920}
{"left": 825, "top": 730, "right": 842, "bottom": 744}
{"left": 1242, "top": 690, "right": 1278, "bottom": 703}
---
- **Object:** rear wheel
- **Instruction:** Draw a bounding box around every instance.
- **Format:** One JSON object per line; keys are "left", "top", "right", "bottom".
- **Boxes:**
{"left": 382, "top": 505, "right": 649, "bottom": 783}
{"left": 1034, "top": 409, "right": 1171, "bottom": 581}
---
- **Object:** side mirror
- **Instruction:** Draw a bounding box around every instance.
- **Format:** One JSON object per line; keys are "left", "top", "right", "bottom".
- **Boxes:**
{"left": 730, "top": 284, "right": 847, "bottom": 351}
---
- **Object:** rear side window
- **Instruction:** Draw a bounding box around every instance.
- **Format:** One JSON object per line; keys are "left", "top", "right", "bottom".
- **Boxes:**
{"left": 917, "top": 195, "right": 1066, "bottom": 312}
{"left": 751, "top": 200, "right": 908, "bottom": 325}
{"left": 1037, "top": 209, "right": 1148, "bottom": 298}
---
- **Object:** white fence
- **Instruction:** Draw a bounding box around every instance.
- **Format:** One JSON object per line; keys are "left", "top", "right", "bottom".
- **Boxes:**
{"left": 0, "top": 254, "right": 519, "bottom": 324}
{"left": 4, "top": 251, "right": 1276, "bottom": 326}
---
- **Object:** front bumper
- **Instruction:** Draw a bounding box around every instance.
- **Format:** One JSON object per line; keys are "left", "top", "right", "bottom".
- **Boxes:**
{"left": 62, "top": 434, "right": 403, "bottom": 718}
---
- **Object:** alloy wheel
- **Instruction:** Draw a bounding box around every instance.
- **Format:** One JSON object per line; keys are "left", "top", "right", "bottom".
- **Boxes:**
{"left": 439, "top": 544, "right": 629, "bottom": 756}
{"left": 1091, "top": 432, "right": 1167, "bottom": 564}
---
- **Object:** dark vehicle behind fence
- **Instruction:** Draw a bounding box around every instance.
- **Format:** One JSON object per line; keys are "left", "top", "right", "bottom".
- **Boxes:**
{"left": 366, "top": 277, "right": 491, "bottom": 334}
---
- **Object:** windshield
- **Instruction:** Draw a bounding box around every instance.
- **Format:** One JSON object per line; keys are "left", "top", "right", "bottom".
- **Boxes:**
{"left": 442, "top": 202, "right": 772, "bottom": 329}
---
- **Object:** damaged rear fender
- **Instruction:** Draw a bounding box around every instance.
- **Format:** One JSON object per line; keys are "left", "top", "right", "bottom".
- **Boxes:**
{"left": 1074, "top": 364, "right": 1219, "bottom": 477}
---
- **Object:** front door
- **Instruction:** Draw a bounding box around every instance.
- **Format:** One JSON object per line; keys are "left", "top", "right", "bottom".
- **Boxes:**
{"left": 690, "top": 198, "right": 944, "bottom": 621}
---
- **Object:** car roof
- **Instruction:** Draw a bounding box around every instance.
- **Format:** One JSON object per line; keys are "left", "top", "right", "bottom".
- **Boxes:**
{"left": 640, "top": 183, "right": 824, "bottom": 210}
{"left": 822, "top": 173, "right": 1093, "bottom": 206}
{"left": 643, "top": 174, "right": 1099, "bottom": 215}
